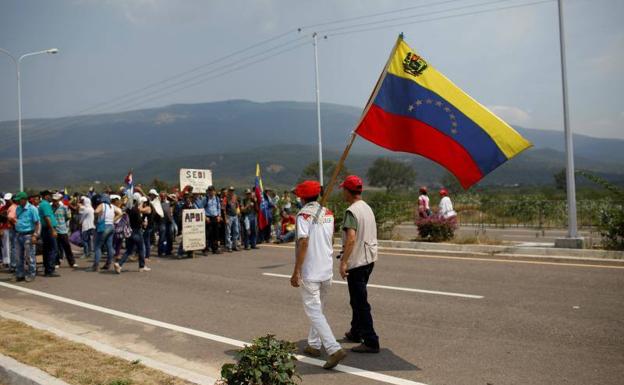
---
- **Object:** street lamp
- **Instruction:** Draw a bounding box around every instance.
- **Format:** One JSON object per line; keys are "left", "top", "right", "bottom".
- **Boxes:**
{"left": 0, "top": 47, "right": 59, "bottom": 191}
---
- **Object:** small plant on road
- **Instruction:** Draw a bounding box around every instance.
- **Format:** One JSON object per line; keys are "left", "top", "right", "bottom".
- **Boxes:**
{"left": 219, "top": 334, "right": 299, "bottom": 385}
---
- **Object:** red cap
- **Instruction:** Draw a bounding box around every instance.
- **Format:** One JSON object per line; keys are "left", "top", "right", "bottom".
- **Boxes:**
{"left": 340, "top": 175, "right": 363, "bottom": 192}
{"left": 439, "top": 188, "right": 448, "bottom": 196}
{"left": 294, "top": 181, "right": 321, "bottom": 199}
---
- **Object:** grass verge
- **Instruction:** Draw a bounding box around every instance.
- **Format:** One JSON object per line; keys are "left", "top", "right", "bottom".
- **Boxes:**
{"left": 0, "top": 318, "right": 196, "bottom": 385}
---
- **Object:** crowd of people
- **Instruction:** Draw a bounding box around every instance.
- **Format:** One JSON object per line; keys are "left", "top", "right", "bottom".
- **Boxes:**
{"left": 0, "top": 183, "right": 302, "bottom": 281}
{"left": 0, "top": 173, "right": 396, "bottom": 370}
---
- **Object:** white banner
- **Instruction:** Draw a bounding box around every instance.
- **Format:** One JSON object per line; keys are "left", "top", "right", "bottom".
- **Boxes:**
{"left": 179, "top": 168, "right": 212, "bottom": 192}
{"left": 182, "top": 209, "right": 206, "bottom": 251}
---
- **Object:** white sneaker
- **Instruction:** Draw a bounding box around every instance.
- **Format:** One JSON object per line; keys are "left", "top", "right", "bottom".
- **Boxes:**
{"left": 71, "top": 264, "right": 79, "bottom": 268}
{"left": 113, "top": 263, "right": 121, "bottom": 274}
{"left": 54, "top": 265, "right": 60, "bottom": 269}
{"left": 139, "top": 267, "right": 151, "bottom": 272}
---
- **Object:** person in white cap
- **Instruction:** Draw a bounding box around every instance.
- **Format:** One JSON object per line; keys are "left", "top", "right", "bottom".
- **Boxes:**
{"left": 78, "top": 196, "right": 95, "bottom": 259}
{"left": 0, "top": 193, "right": 15, "bottom": 269}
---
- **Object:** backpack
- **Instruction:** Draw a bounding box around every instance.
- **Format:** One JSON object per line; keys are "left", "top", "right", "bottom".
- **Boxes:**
{"left": 115, "top": 213, "right": 132, "bottom": 239}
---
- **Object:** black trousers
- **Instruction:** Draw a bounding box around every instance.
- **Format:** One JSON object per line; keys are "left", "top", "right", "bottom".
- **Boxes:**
{"left": 347, "top": 262, "right": 379, "bottom": 349}
{"left": 56, "top": 233, "right": 76, "bottom": 266}
{"left": 41, "top": 226, "right": 58, "bottom": 275}
{"left": 206, "top": 216, "right": 219, "bottom": 252}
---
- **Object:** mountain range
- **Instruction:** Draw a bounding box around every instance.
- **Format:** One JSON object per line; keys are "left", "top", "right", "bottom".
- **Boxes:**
{"left": 0, "top": 99, "right": 622, "bottom": 191}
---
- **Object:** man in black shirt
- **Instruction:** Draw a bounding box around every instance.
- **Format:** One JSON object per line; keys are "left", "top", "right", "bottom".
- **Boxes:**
{"left": 114, "top": 198, "right": 150, "bottom": 273}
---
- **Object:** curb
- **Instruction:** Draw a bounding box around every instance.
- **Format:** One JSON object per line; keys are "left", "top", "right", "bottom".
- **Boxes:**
{"left": 332, "top": 238, "right": 624, "bottom": 261}
{"left": 0, "top": 311, "right": 216, "bottom": 385}
{"left": 0, "top": 353, "right": 70, "bottom": 385}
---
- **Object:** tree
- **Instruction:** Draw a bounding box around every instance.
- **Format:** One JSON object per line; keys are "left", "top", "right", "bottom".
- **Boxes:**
{"left": 367, "top": 158, "right": 417, "bottom": 192}
{"left": 151, "top": 178, "right": 170, "bottom": 193}
{"left": 554, "top": 168, "right": 566, "bottom": 190}
{"left": 300, "top": 160, "right": 350, "bottom": 187}
{"left": 441, "top": 173, "right": 463, "bottom": 195}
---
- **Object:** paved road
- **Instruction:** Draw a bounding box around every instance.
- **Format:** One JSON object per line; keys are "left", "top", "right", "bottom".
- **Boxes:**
{"left": 1, "top": 244, "right": 623, "bottom": 385}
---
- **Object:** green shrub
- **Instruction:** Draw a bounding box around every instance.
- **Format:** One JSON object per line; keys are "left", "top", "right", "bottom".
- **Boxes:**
{"left": 416, "top": 216, "right": 458, "bottom": 242}
{"left": 598, "top": 205, "right": 624, "bottom": 250}
{"left": 219, "top": 335, "right": 299, "bottom": 385}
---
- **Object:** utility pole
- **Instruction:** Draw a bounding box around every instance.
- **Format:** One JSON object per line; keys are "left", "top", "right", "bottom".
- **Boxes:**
{"left": 555, "top": 0, "right": 583, "bottom": 248}
{"left": 313, "top": 32, "right": 324, "bottom": 187}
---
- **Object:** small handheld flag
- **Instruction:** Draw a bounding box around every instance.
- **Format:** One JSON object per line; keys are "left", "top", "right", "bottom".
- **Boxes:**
{"left": 355, "top": 35, "right": 532, "bottom": 189}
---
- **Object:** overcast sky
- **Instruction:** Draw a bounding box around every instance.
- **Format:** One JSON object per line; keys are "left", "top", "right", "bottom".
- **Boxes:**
{"left": 1, "top": 0, "right": 622, "bottom": 139}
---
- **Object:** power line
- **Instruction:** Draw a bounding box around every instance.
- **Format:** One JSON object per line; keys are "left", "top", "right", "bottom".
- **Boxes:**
{"left": 324, "top": 0, "right": 554, "bottom": 38}
{"left": 34, "top": 35, "right": 307, "bottom": 133}
{"left": 299, "top": 0, "right": 468, "bottom": 30}
{"left": 317, "top": 0, "right": 522, "bottom": 35}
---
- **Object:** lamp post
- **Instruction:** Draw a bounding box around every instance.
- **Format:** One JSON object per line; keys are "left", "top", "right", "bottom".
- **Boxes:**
{"left": 0, "top": 48, "right": 59, "bottom": 191}
{"left": 312, "top": 33, "right": 324, "bottom": 187}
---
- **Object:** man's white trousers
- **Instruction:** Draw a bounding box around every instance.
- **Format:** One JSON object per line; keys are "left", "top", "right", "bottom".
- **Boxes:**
{"left": 299, "top": 279, "right": 341, "bottom": 355}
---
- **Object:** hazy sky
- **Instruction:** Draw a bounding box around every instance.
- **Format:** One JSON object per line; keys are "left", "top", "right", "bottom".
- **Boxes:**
{"left": 1, "top": 0, "right": 622, "bottom": 139}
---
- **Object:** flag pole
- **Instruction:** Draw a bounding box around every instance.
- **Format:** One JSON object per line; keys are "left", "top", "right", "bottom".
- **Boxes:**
{"left": 320, "top": 33, "right": 404, "bottom": 206}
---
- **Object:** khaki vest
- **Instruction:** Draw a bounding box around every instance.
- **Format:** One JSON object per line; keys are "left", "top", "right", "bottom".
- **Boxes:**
{"left": 343, "top": 200, "right": 378, "bottom": 270}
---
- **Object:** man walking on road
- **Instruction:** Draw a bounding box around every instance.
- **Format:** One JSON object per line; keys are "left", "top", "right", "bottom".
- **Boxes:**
{"left": 14, "top": 192, "right": 40, "bottom": 282}
{"left": 38, "top": 190, "right": 60, "bottom": 277}
{"left": 339, "top": 175, "right": 380, "bottom": 353}
{"left": 290, "top": 180, "right": 347, "bottom": 370}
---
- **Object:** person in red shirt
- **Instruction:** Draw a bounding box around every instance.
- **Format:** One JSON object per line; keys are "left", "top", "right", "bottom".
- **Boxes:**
{"left": 276, "top": 210, "right": 296, "bottom": 243}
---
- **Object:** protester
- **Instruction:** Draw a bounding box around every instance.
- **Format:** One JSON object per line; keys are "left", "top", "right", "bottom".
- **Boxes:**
{"left": 203, "top": 186, "right": 222, "bottom": 254}
{"left": 111, "top": 195, "right": 129, "bottom": 258}
{"left": 146, "top": 189, "right": 162, "bottom": 260}
{"left": 114, "top": 194, "right": 150, "bottom": 273}
{"left": 79, "top": 197, "right": 95, "bottom": 259}
{"left": 0, "top": 193, "right": 14, "bottom": 270}
{"left": 39, "top": 190, "right": 60, "bottom": 277}
{"left": 438, "top": 189, "right": 457, "bottom": 220}
{"left": 14, "top": 192, "right": 40, "bottom": 282}
{"left": 289, "top": 180, "right": 346, "bottom": 369}
{"left": 52, "top": 193, "right": 78, "bottom": 268}
{"left": 224, "top": 187, "right": 241, "bottom": 252}
{"left": 241, "top": 189, "right": 257, "bottom": 250}
{"left": 176, "top": 193, "right": 195, "bottom": 258}
{"left": 158, "top": 192, "right": 174, "bottom": 256}
{"left": 417, "top": 186, "right": 431, "bottom": 219}
{"left": 280, "top": 190, "right": 292, "bottom": 213}
{"left": 91, "top": 194, "right": 122, "bottom": 271}
{"left": 339, "top": 175, "right": 380, "bottom": 353}
{"left": 276, "top": 210, "right": 296, "bottom": 243}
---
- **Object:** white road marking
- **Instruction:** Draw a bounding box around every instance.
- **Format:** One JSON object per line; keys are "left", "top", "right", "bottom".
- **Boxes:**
{"left": 0, "top": 282, "right": 428, "bottom": 385}
{"left": 262, "top": 273, "right": 484, "bottom": 299}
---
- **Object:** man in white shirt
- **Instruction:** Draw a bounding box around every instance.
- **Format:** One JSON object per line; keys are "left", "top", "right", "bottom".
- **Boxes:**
{"left": 438, "top": 189, "right": 457, "bottom": 219}
{"left": 290, "top": 180, "right": 346, "bottom": 369}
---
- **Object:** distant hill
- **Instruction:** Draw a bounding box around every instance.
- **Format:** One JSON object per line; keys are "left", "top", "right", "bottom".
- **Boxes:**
{"left": 0, "top": 99, "right": 622, "bottom": 190}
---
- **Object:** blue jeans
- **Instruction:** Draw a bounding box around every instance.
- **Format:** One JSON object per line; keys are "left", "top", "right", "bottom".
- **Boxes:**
{"left": 94, "top": 225, "right": 114, "bottom": 267}
{"left": 243, "top": 215, "right": 257, "bottom": 248}
{"left": 15, "top": 233, "right": 36, "bottom": 278}
{"left": 82, "top": 229, "right": 94, "bottom": 257}
{"left": 158, "top": 222, "right": 173, "bottom": 255}
{"left": 41, "top": 226, "right": 58, "bottom": 275}
{"left": 279, "top": 231, "right": 295, "bottom": 243}
{"left": 143, "top": 228, "right": 152, "bottom": 259}
{"left": 119, "top": 229, "right": 145, "bottom": 268}
{"left": 225, "top": 216, "right": 240, "bottom": 250}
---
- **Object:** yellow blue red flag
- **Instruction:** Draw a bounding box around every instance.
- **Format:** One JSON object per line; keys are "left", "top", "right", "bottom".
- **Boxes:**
{"left": 355, "top": 35, "right": 532, "bottom": 188}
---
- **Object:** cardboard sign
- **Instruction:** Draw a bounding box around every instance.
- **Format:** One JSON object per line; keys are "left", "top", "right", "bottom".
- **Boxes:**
{"left": 182, "top": 209, "right": 206, "bottom": 251}
{"left": 179, "top": 168, "right": 212, "bottom": 192}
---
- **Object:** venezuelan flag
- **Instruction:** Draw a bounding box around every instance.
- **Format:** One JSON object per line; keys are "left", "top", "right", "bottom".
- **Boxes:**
{"left": 255, "top": 164, "right": 269, "bottom": 230}
{"left": 355, "top": 35, "right": 532, "bottom": 189}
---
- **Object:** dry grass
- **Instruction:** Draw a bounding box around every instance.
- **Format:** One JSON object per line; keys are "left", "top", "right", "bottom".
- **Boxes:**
{"left": 451, "top": 235, "right": 505, "bottom": 245}
{"left": 0, "top": 318, "right": 197, "bottom": 385}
